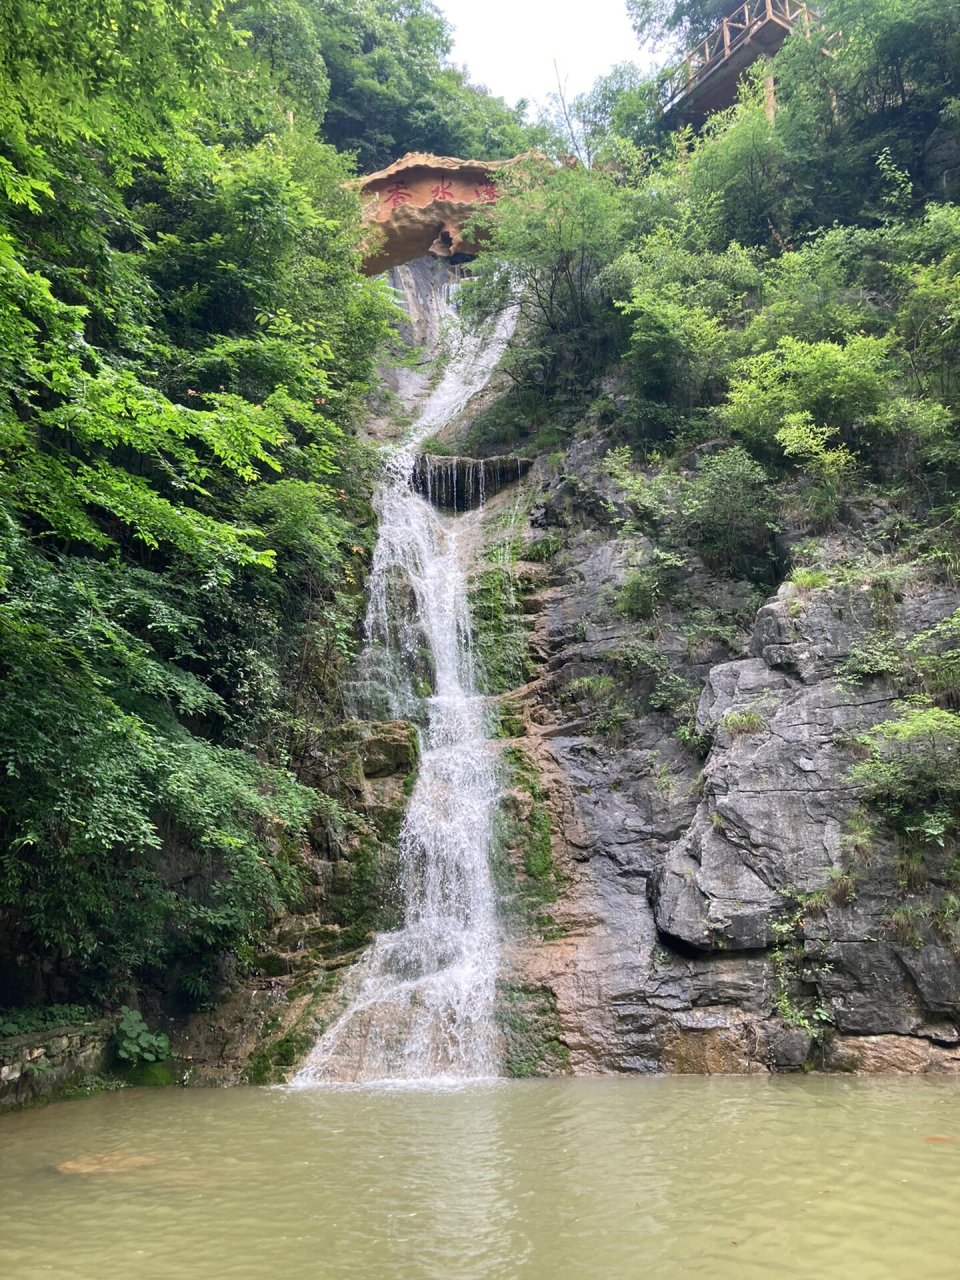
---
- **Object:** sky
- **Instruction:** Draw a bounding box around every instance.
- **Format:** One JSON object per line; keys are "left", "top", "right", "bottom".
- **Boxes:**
{"left": 439, "top": 0, "right": 643, "bottom": 110}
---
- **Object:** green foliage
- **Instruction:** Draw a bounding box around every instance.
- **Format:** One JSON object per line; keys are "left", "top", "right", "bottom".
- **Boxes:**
{"left": 602, "top": 447, "right": 683, "bottom": 528}
{"left": 776, "top": 412, "right": 858, "bottom": 525}
{"left": 885, "top": 903, "right": 929, "bottom": 949}
{"left": 463, "top": 163, "right": 627, "bottom": 396}
{"left": 719, "top": 335, "right": 892, "bottom": 453}
{"left": 619, "top": 550, "right": 686, "bottom": 619}
{"left": 770, "top": 894, "right": 833, "bottom": 1037}
{"left": 61, "top": 1074, "right": 130, "bottom": 1099}
{"left": 621, "top": 282, "right": 732, "bottom": 411}
{"left": 907, "top": 611, "right": 960, "bottom": 708}
{"left": 720, "top": 707, "right": 766, "bottom": 736}
{"left": 676, "top": 447, "right": 777, "bottom": 578}
{"left": 789, "top": 567, "right": 830, "bottom": 591}
{"left": 0, "top": 0, "right": 441, "bottom": 1006}
{"left": 569, "top": 674, "right": 617, "bottom": 705}
{"left": 850, "top": 700, "right": 960, "bottom": 860}
{"left": 525, "top": 533, "right": 564, "bottom": 563}
{"left": 114, "top": 1006, "right": 169, "bottom": 1065}
{"left": 0, "top": 1004, "right": 97, "bottom": 1038}
{"left": 838, "top": 607, "right": 960, "bottom": 710}
{"left": 308, "top": 0, "right": 531, "bottom": 170}
{"left": 826, "top": 866, "right": 859, "bottom": 907}
{"left": 627, "top": 0, "right": 736, "bottom": 52}
{"left": 618, "top": 568, "right": 660, "bottom": 620}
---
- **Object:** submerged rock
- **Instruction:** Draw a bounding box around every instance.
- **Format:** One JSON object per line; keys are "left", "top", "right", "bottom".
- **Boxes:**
{"left": 57, "top": 1152, "right": 158, "bottom": 1175}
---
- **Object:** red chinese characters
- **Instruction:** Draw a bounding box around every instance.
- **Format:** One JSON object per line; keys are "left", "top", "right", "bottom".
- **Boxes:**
{"left": 384, "top": 181, "right": 412, "bottom": 208}
{"left": 430, "top": 177, "right": 454, "bottom": 200}
{"left": 474, "top": 180, "right": 498, "bottom": 203}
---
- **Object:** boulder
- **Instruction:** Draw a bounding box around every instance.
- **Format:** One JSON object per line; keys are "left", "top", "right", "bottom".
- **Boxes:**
{"left": 356, "top": 151, "right": 544, "bottom": 275}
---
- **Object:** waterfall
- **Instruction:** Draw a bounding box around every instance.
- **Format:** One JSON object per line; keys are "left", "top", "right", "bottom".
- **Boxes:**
{"left": 292, "top": 267, "right": 517, "bottom": 1085}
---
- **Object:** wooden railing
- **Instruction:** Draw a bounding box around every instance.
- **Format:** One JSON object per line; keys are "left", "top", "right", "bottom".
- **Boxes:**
{"left": 660, "top": 0, "right": 817, "bottom": 110}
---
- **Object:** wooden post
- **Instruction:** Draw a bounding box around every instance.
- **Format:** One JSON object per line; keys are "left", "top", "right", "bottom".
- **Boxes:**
{"left": 764, "top": 71, "right": 777, "bottom": 121}
{"left": 722, "top": 17, "right": 731, "bottom": 56}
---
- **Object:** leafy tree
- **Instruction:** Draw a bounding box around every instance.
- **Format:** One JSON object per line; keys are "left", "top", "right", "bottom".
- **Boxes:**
{"left": 0, "top": 0, "right": 401, "bottom": 1004}
{"left": 308, "top": 0, "right": 529, "bottom": 169}
{"left": 718, "top": 335, "right": 893, "bottom": 452}
{"left": 676, "top": 446, "right": 777, "bottom": 577}
{"left": 463, "top": 162, "right": 627, "bottom": 396}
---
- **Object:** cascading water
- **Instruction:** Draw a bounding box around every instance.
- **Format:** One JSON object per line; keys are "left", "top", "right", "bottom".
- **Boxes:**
{"left": 292, "top": 268, "right": 517, "bottom": 1085}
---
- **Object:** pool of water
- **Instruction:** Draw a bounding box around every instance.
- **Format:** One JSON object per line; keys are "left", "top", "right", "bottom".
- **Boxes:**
{"left": 2, "top": 1076, "right": 960, "bottom": 1278}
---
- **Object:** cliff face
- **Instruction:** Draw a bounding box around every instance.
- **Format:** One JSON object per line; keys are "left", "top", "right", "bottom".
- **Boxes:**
{"left": 474, "top": 428, "right": 960, "bottom": 1075}
{"left": 184, "top": 260, "right": 960, "bottom": 1083}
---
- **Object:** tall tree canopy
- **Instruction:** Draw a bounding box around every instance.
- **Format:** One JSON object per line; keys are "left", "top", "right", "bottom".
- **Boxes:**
{"left": 0, "top": 0, "right": 533, "bottom": 1006}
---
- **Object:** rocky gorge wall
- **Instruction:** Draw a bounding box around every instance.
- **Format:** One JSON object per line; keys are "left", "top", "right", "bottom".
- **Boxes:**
{"left": 175, "top": 258, "right": 960, "bottom": 1083}
{"left": 465, "top": 425, "right": 960, "bottom": 1075}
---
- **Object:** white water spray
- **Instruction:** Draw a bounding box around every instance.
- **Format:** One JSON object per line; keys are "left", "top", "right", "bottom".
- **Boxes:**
{"left": 293, "top": 271, "right": 516, "bottom": 1085}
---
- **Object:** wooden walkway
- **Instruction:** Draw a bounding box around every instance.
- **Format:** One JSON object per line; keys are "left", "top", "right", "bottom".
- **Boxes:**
{"left": 661, "top": 0, "right": 818, "bottom": 119}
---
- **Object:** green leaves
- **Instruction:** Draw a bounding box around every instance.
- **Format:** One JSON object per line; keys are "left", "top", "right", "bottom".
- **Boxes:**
{"left": 310, "top": 0, "right": 530, "bottom": 169}
{"left": 0, "top": 0, "right": 402, "bottom": 1005}
{"left": 675, "top": 446, "right": 777, "bottom": 579}
{"left": 720, "top": 335, "right": 893, "bottom": 450}
{"left": 463, "top": 163, "right": 628, "bottom": 395}
{"left": 114, "top": 1007, "right": 170, "bottom": 1064}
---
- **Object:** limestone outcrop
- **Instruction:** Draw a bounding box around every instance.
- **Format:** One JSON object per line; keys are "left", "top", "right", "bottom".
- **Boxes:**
{"left": 357, "top": 151, "right": 537, "bottom": 275}
{"left": 469, "top": 429, "right": 960, "bottom": 1075}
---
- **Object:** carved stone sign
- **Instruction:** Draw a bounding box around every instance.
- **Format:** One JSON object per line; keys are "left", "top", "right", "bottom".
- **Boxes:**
{"left": 356, "top": 151, "right": 535, "bottom": 275}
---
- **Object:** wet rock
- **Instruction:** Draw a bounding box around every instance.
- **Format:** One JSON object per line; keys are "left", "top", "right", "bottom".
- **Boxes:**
{"left": 823, "top": 1034, "right": 960, "bottom": 1073}
{"left": 412, "top": 453, "right": 533, "bottom": 511}
{"left": 660, "top": 1017, "right": 769, "bottom": 1074}
{"left": 759, "top": 1022, "right": 814, "bottom": 1071}
{"left": 493, "top": 439, "right": 960, "bottom": 1074}
{"left": 353, "top": 720, "right": 420, "bottom": 779}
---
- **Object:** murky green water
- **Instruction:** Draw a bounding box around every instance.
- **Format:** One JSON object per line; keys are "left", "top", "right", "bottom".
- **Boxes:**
{"left": 3, "top": 1077, "right": 960, "bottom": 1278}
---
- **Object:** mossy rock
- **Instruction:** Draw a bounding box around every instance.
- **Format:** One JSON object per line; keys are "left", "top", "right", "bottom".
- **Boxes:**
{"left": 469, "top": 566, "right": 535, "bottom": 695}
{"left": 491, "top": 698, "right": 526, "bottom": 739}
{"left": 355, "top": 720, "right": 420, "bottom": 778}
{"left": 125, "top": 1060, "right": 178, "bottom": 1087}
{"left": 498, "top": 986, "right": 570, "bottom": 1078}
{"left": 243, "top": 1027, "right": 315, "bottom": 1085}
{"left": 493, "top": 746, "right": 563, "bottom": 927}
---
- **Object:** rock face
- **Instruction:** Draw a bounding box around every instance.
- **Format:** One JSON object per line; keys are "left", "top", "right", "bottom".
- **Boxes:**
{"left": 357, "top": 151, "right": 535, "bottom": 275}
{"left": 926, "top": 126, "right": 960, "bottom": 202}
{"left": 412, "top": 453, "right": 533, "bottom": 511}
{"left": 472, "top": 434, "right": 960, "bottom": 1075}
